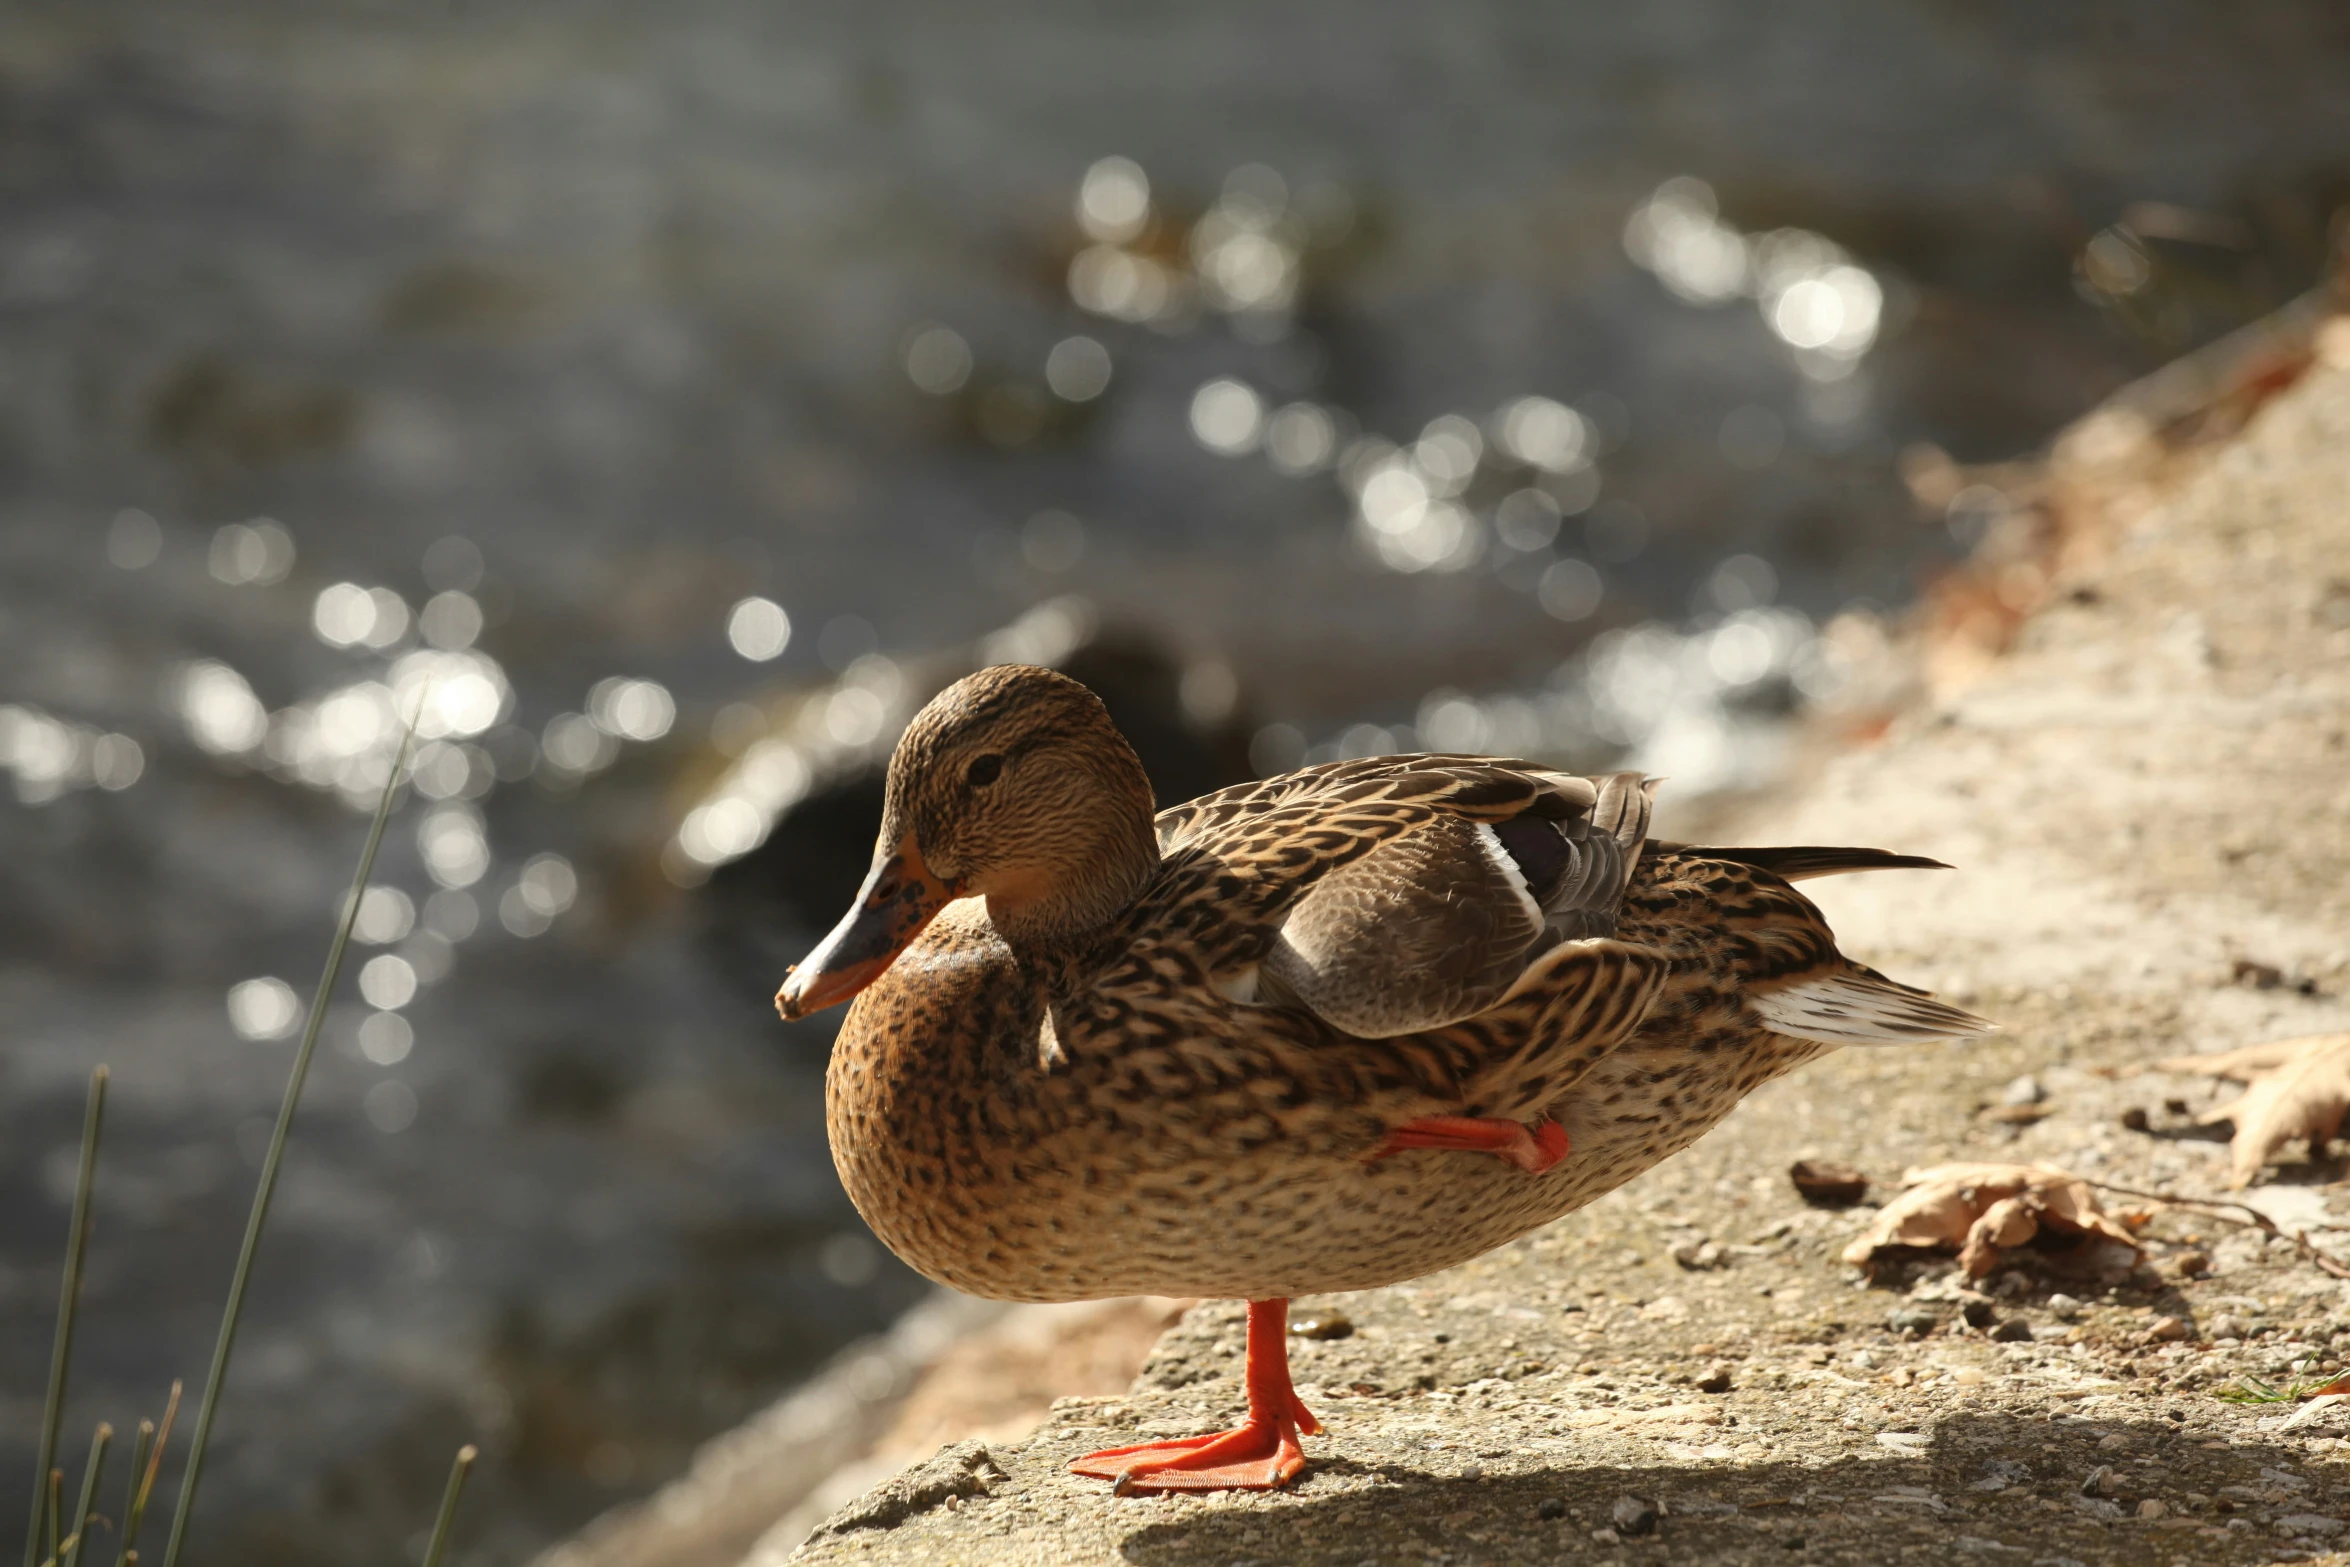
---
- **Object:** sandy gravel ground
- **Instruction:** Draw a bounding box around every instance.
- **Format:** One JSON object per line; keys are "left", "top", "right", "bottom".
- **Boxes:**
{"left": 783, "top": 333, "right": 2350, "bottom": 1566}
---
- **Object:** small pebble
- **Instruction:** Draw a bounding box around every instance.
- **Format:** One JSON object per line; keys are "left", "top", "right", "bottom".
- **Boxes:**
{"left": 1790, "top": 1159, "right": 1869, "bottom": 1207}
{"left": 1591, "top": 1527, "right": 1622, "bottom": 1545}
{"left": 1537, "top": 1497, "right": 1567, "bottom": 1520}
{"left": 2144, "top": 1315, "right": 2189, "bottom": 1343}
{"left": 2119, "top": 1106, "right": 2151, "bottom": 1131}
{"left": 2081, "top": 1465, "right": 2121, "bottom": 1497}
{"left": 2002, "top": 1074, "right": 2046, "bottom": 1106}
{"left": 2138, "top": 1498, "right": 2168, "bottom": 1519}
{"left": 1612, "top": 1494, "right": 1661, "bottom": 1536}
{"left": 1991, "top": 1319, "right": 2034, "bottom": 1343}
{"left": 1889, "top": 1308, "right": 1939, "bottom": 1336}
{"left": 1460, "top": 1462, "right": 1483, "bottom": 1482}
{"left": 2173, "top": 1250, "right": 2212, "bottom": 1278}
{"left": 2097, "top": 1432, "right": 2130, "bottom": 1451}
{"left": 1289, "top": 1311, "right": 1355, "bottom": 1341}
{"left": 1697, "top": 1365, "right": 1734, "bottom": 1394}
{"left": 1961, "top": 1298, "right": 1998, "bottom": 1329}
{"left": 2046, "top": 1293, "right": 2083, "bottom": 1321}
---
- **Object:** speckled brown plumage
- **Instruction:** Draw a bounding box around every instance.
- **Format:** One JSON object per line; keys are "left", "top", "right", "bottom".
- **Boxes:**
{"left": 797, "top": 665, "right": 1991, "bottom": 1308}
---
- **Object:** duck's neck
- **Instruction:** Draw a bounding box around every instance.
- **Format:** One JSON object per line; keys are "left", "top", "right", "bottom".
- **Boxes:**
{"left": 985, "top": 773, "right": 1159, "bottom": 955}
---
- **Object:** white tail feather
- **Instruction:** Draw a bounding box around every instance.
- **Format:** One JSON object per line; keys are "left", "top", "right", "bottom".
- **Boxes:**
{"left": 1751, "top": 971, "right": 1995, "bottom": 1047}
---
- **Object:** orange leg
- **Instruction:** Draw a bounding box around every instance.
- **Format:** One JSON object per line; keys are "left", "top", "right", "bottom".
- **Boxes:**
{"left": 1368, "top": 1114, "right": 1569, "bottom": 1174}
{"left": 1068, "top": 1298, "right": 1322, "bottom": 1494}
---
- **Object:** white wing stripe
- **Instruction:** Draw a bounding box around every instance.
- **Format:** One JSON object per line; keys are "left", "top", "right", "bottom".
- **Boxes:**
{"left": 1474, "top": 822, "right": 1546, "bottom": 928}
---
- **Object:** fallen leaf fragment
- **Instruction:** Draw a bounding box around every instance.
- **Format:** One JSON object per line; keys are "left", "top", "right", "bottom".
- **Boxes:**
{"left": 2156, "top": 1032, "right": 2350, "bottom": 1188}
{"left": 1840, "top": 1163, "right": 2142, "bottom": 1278}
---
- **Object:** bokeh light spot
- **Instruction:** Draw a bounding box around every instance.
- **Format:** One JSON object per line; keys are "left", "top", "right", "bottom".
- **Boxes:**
{"left": 358, "top": 952, "right": 419, "bottom": 1010}
{"left": 1043, "top": 336, "right": 1113, "bottom": 402}
{"left": 904, "top": 325, "right": 972, "bottom": 395}
{"left": 227, "top": 977, "right": 301, "bottom": 1040}
{"left": 727, "top": 597, "right": 792, "bottom": 661}
{"left": 1189, "top": 379, "right": 1265, "bottom": 455}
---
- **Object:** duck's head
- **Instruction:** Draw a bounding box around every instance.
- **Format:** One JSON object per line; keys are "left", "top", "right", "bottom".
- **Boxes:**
{"left": 775, "top": 664, "right": 1158, "bottom": 1019}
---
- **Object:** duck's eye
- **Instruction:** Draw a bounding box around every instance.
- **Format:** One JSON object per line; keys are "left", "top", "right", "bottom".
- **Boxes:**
{"left": 965, "top": 753, "right": 1004, "bottom": 788}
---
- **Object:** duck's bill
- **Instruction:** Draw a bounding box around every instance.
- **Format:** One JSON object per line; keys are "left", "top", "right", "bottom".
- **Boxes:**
{"left": 775, "top": 837, "right": 958, "bottom": 1020}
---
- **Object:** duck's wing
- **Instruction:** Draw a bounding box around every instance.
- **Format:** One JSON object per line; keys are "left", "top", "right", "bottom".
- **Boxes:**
{"left": 1153, "top": 761, "right": 1657, "bottom": 1038}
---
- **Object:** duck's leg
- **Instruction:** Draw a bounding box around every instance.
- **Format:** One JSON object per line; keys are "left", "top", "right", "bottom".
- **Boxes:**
{"left": 1067, "top": 1298, "right": 1321, "bottom": 1494}
{"left": 1369, "top": 1114, "right": 1569, "bottom": 1174}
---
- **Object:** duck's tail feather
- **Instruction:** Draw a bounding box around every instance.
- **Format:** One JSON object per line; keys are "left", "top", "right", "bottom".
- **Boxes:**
{"left": 1685, "top": 844, "right": 1952, "bottom": 882}
{"left": 1750, "top": 966, "right": 1996, "bottom": 1047}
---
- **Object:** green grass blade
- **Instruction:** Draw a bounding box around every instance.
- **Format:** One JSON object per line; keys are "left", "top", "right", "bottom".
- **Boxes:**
{"left": 157, "top": 715, "right": 418, "bottom": 1567}
{"left": 106, "top": 1420, "right": 151, "bottom": 1567}
{"left": 23, "top": 1067, "right": 106, "bottom": 1567}
{"left": 419, "top": 1446, "right": 477, "bottom": 1567}
{"left": 43, "top": 1471, "right": 61, "bottom": 1567}
{"left": 115, "top": 1379, "right": 178, "bottom": 1567}
{"left": 61, "top": 1425, "right": 108, "bottom": 1567}
{"left": 113, "top": 1381, "right": 176, "bottom": 1567}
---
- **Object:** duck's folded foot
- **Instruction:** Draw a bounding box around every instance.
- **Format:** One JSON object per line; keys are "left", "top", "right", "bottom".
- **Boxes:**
{"left": 1368, "top": 1113, "right": 1569, "bottom": 1174}
{"left": 1069, "top": 1298, "right": 1321, "bottom": 1495}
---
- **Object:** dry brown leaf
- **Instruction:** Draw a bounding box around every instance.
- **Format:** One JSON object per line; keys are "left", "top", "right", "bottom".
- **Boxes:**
{"left": 2158, "top": 1032, "right": 2350, "bottom": 1188}
{"left": 2155, "top": 1037, "right": 2324, "bottom": 1082}
{"left": 1840, "top": 1162, "right": 2142, "bottom": 1278}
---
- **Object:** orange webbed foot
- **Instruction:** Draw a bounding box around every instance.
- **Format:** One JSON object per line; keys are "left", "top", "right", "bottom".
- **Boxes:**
{"left": 1070, "top": 1298, "right": 1321, "bottom": 1495}
{"left": 1368, "top": 1114, "right": 1569, "bottom": 1174}
{"left": 1067, "top": 1403, "right": 1316, "bottom": 1494}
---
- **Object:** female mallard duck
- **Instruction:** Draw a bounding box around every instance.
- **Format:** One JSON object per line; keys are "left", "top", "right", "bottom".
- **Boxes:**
{"left": 778, "top": 664, "right": 1989, "bottom": 1494}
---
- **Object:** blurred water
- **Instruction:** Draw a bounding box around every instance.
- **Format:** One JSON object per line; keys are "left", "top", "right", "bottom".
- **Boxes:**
{"left": 3, "top": 3, "right": 2349, "bottom": 1561}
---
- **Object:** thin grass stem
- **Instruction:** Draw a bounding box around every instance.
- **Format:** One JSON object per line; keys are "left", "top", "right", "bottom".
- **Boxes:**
{"left": 60, "top": 1425, "right": 109, "bottom": 1567}
{"left": 107, "top": 1421, "right": 151, "bottom": 1567}
{"left": 157, "top": 712, "right": 418, "bottom": 1567}
{"left": 115, "top": 1381, "right": 177, "bottom": 1567}
{"left": 23, "top": 1068, "right": 106, "bottom": 1567}
{"left": 43, "top": 1471, "right": 61, "bottom": 1567}
{"left": 419, "top": 1446, "right": 477, "bottom": 1567}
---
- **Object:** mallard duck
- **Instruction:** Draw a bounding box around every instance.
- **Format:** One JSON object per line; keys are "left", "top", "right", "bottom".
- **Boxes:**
{"left": 777, "top": 664, "right": 1990, "bottom": 1494}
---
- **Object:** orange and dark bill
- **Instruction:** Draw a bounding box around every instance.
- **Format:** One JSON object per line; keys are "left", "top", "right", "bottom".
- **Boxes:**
{"left": 774, "top": 836, "right": 959, "bottom": 1019}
